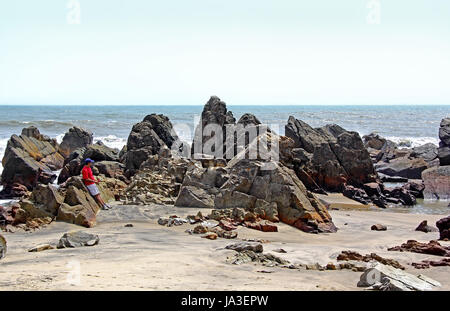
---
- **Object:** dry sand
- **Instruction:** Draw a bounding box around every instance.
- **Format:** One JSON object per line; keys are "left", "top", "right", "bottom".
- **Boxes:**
{"left": 0, "top": 204, "right": 449, "bottom": 291}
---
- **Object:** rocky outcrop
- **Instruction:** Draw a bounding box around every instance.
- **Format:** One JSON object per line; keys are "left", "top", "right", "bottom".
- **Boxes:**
{"left": 438, "top": 118, "right": 450, "bottom": 166}
{"left": 121, "top": 114, "right": 180, "bottom": 175}
{"left": 58, "top": 127, "right": 93, "bottom": 158}
{"left": 58, "top": 142, "right": 122, "bottom": 184}
{"left": 191, "top": 96, "right": 236, "bottom": 158}
{"left": 363, "top": 133, "right": 387, "bottom": 150}
{"left": 436, "top": 216, "right": 450, "bottom": 241}
{"left": 1, "top": 126, "right": 64, "bottom": 196}
{"left": 285, "top": 117, "right": 377, "bottom": 192}
{"left": 121, "top": 147, "right": 189, "bottom": 205}
{"left": 176, "top": 132, "right": 337, "bottom": 234}
{"left": 0, "top": 235, "right": 6, "bottom": 259}
{"left": 421, "top": 166, "right": 450, "bottom": 200}
{"left": 388, "top": 240, "right": 450, "bottom": 257}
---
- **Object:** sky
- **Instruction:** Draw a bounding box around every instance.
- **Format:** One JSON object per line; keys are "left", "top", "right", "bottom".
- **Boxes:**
{"left": 1, "top": 0, "right": 450, "bottom": 106}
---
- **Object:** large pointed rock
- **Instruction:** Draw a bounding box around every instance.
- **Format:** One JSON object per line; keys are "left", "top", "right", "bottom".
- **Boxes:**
{"left": 121, "top": 114, "right": 179, "bottom": 175}
{"left": 285, "top": 117, "right": 377, "bottom": 191}
{"left": 58, "top": 127, "right": 93, "bottom": 158}
{"left": 1, "top": 127, "right": 64, "bottom": 195}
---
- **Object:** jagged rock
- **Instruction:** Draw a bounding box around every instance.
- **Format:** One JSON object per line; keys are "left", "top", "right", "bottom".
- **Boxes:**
{"left": 285, "top": 117, "right": 377, "bottom": 191}
{"left": 436, "top": 216, "right": 450, "bottom": 241}
{"left": 1, "top": 127, "right": 64, "bottom": 194}
{"left": 58, "top": 127, "right": 93, "bottom": 158}
{"left": 337, "top": 251, "right": 404, "bottom": 270}
{"left": 56, "top": 176, "right": 113, "bottom": 228}
{"left": 438, "top": 118, "right": 450, "bottom": 165}
{"left": 415, "top": 220, "right": 438, "bottom": 233}
{"left": 177, "top": 132, "right": 337, "bottom": 234}
{"left": 122, "top": 152, "right": 188, "bottom": 205}
{"left": 363, "top": 133, "right": 387, "bottom": 150}
{"left": 30, "top": 184, "right": 64, "bottom": 216}
{"left": 388, "top": 240, "right": 450, "bottom": 257}
{"left": 225, "top": 242, "right": 264, "bottom": 253}
{"left": 411, "top": 143, "right": 438, "bottom": 164}
{"left": 357, "top": 262, "right": 440, "bottom": 291}
{"left": 422, "top": 166, "right": 450, "bottom": 200}
{"left": 342, "top": 185, "right": 371, "bottom": 205}
{"left": 191, "top": 96, "right": 236, "bottom": 158}
{"left": 57, "top": 231, "right": 99, "bottom": 248}
{"left": 121, "top": 114, "right": 180, "bottom": 175}
{"left": 58, "top": 143, "right": 121, "bottom": 184}
{"left": 374, "top": 157, "right": 428, "bottom": 179}
{"left": 227, "top": 250, "right": 290, "bottom": 266}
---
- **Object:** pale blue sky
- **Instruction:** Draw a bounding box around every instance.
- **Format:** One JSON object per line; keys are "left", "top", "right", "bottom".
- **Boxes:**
{"left": 1, "top": 0, "right": 449, "bottom": 105}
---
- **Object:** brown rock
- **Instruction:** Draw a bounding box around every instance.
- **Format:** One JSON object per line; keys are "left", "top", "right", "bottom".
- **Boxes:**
{"left": 371, "top": 224, "right": 387, "bottom": 231}
{"left": 415, "top": 220, "right": 438, "bottom": 233}
{"left": 388, "top": 240, "right": 450, "bottom": 257}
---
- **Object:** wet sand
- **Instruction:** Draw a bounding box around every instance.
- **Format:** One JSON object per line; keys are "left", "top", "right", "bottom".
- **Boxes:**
{"left": 0, "top": 204, "right": 449, "bottom": 291}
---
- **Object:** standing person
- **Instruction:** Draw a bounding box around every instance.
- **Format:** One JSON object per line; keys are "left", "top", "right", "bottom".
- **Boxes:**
{"left": 82, "top": 158, "right": 112, "bottom": 210}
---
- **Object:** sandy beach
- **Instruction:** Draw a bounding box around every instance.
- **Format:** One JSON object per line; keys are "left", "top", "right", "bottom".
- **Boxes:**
{"left": 1, "top": 204, "right": 449, "bottom": 291}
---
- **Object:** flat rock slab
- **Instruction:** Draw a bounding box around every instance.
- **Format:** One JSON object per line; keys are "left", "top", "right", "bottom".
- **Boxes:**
{"left": 358, "top": 262, "right": 441, "bottom": 291}
{"left": 57, "top": 231, "right": 100, "bottom": 249}
{"left": 316, "top": 193, "right": 371, "bottom": 210}
{"left": 28, "top": 244, "right": 55, "bottom": 252}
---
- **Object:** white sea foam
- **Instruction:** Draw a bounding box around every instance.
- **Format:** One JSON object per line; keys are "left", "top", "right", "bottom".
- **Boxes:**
{"left": 94, "top": 135, "right": 127, "bottom": 151}
{"left": 386, "top": 136, "right": 439, "bottom": 148}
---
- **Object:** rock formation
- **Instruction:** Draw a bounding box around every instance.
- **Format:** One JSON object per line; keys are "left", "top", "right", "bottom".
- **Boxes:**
{"left": 121, "top": 114, "right": 181, "bottom": 175}
{"left": 1, "top": 126, "right": 64, "bottom": 198}
{"left": 58, "top": 127, "right": 93, "bottom": 158}
{"left": 436, "top": 216, "right": 450, "bottom": 240}
{"left": 285, "top": 117, "right": 378, "bottom": 192}
{"left": 191, "top": 96, "right": 236, "bottom": 158}
{"left": 176, "top": 131, "right": 337, "bottom": 234}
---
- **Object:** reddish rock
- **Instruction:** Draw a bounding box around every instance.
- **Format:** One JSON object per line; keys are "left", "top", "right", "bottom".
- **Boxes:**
{"left": 388, "top": 240, "right": 450, "bottom": 257}
{"left": 219, "top": 219, "right": 238, "bottom": 231}
{"left": 337, "top": 250, "right": 404, "bottom": 270}
{"left": 412, "top": 258, "right": 450, "bottom": 269}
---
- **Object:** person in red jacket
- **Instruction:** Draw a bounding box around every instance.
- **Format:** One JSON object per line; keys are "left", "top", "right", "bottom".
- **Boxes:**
{"left": 82, "top": 158, "right": 111, "bottom": 210}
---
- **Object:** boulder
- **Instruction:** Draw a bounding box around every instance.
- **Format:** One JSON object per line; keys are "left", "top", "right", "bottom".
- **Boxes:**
{"left": 30, "top": 184, "right": 64, "bottom": 216}
{"left": 57, "top": 231, "right": 99, "bottom": 248}
{"left": 191, "top": 96, "right": 236, "bottom": 158}
{"left": 357, "top": 262, "right": 440, "bottom": 291}
{"left": 58, "top": 143, "right": 121, "bottom": 184}
{"left": 415, "top": 220, "right": 438, "bottom": 233}
{"left": 58, "top": 127, "right": 93, "bottom": 158}
{"left": 121, "top": 114, "right": 180, "bottom": 174}
{"left": 371, "top": 224, "right": 387, "bottom": 231}
{"left": 436, "top": 216, "right": 450, "bottom": 241}
{"left": 285, "top": 117, "right": 377, "bottom": 191}
{"left": 56, "top": 176, "right": 114, "bottom": 228}
{"left": 422, "top": 166, "right": 450, "bottom": 200}
{"left": 176, "top": 132, "right": 337, "bottom": 234}
{"left": 411, "top": 143, "right": 438, "bottom": 164}
{"left": 1, "top": 127, "right": 64, "bottom": 193}
{"left": 374, "top": 157, "right": 428, "bottom": 179}
{"left": 363, "top": 133, "right": 387, "bottom": 150}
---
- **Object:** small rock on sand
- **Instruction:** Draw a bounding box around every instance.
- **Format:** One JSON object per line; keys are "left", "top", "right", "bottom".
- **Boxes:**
{"left": 57, "top": 231, "right": 100, "bottom": 249}
{"left": 371, "top": 224, "right": 387, "bottom": 231}
{"left": 225, "top": 242, "right": 263, "bottom": 253}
